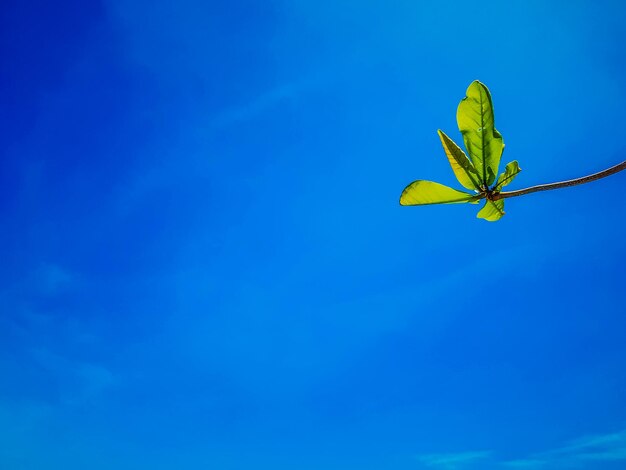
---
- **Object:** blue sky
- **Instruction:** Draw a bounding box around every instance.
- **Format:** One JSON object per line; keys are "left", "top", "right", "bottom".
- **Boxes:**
{"left": 1, "top": 1, "right": 626, "bottom": 469}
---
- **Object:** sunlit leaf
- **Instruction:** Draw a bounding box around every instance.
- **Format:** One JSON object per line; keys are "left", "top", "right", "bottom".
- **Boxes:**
{"left": 476, "top": 199, "right": 505, "bottom": 221}
{"left": 457, "top": 81, "right": 504, "bottom": 187}
{"left": 437, "top": 130, "right": 481, "bottom": 191}
{"left": 495, "top": 160, "right": 521, "bottom": 190}
{"left": 400, "top": 180, "right": 479, "bottom": 206}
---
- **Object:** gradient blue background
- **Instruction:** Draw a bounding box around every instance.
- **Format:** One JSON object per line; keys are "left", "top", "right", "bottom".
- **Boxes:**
{"left": 1, "top": 1, "right": 626, "bottom": 469}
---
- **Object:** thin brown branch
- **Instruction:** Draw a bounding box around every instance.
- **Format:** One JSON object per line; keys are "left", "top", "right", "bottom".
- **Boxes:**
{"left": 492, "top": 160, "right": 626, "bottom": 201}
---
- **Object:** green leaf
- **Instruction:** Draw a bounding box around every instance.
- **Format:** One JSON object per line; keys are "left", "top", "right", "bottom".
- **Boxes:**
{"left": 400, "top": 180, "right": 479, "bottom": 206}
{"left": 495, "top": 160, "right": 521, "bottom": 190}
{"left": 477, "top": 199, "right": 505, "bottom": 221}
{"left": 437, "top": 130, "right": 481, "bottom": 191}
{"left": 457, "top": 81, "right": 504, "bottom": 187}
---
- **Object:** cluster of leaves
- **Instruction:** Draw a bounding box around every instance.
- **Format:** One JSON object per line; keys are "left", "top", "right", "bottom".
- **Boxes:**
{"left": 400, "top": 81, "right": 521, "bottom": 221}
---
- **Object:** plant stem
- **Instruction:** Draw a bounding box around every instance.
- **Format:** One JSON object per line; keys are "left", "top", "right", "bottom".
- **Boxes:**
{"left": 492, "top": 160, "right": 626, "bottom": 201}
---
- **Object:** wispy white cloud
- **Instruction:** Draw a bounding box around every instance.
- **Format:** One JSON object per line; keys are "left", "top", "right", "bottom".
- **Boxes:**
{"left": 503, "top": 459, "right": 547, "bottom": 468}
{"left": 2, "top": 265, "right": 115, "bottom": 407}
{"left": 34, "top": 263, "right": 75, "bottom": 295}
{"left": 208, "top": 80, "right": 313, "bottom": 129}
{"left": 503, "top": 429, "right": 626, "bottom": 468}
{"left": 416, "top": 450, "right": 492, "bottom": 469}
{"left": 29, "top": 347, "right": 115, "bottom": 406}
{"left": 0, "top": 262, "right": 75, "bottom": 299}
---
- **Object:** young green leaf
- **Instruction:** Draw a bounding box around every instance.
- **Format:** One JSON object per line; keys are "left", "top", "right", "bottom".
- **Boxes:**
{"left": 457, "top": 81, "right": 504, "bottom": 187}
{"left": 494, "top": 160, "right": 521, "bottom": 190}
{"left": 477, "top": 199, "right": 505, "bottom": 221}
{"left": 437, "top": 130, "right": 481, "bottom": 191}
{"left": 400, "top": 180, "right": 479, "bottom": 206}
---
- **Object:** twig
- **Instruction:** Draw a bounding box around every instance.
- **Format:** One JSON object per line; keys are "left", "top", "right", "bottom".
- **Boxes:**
{"left": 493, "top": 160, "right": 626, "bottom": 201}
